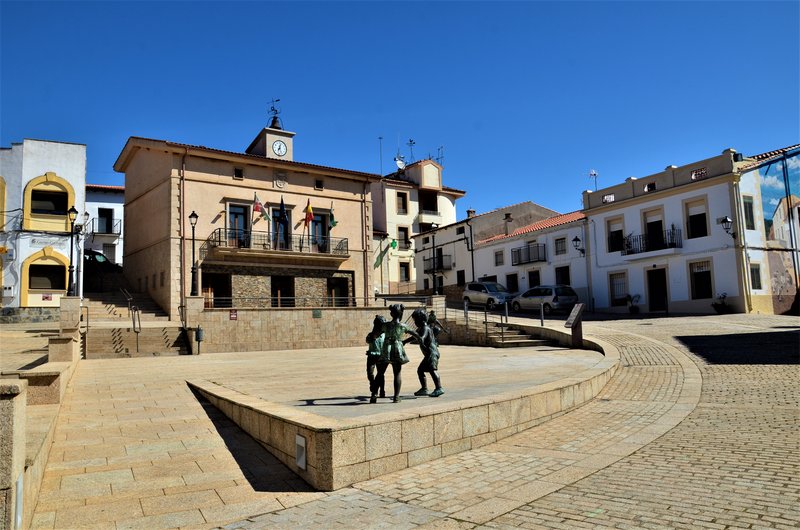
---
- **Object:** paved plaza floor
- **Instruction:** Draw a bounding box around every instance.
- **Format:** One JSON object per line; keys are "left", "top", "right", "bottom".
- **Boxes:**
{"left": 5, "top": 313, "right": 798, "bottom": 529}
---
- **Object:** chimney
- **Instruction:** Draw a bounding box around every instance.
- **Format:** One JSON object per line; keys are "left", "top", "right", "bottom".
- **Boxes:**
{"left": 466, "top": 209, "right": 476, "bottom": 218}
{"left": 504, "top": 212, "right": 513, "bottom": 235}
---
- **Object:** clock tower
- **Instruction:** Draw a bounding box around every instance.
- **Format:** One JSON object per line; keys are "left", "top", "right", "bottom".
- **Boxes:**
{"left": 245, "top": 111, "right": 295, "bottom": 161}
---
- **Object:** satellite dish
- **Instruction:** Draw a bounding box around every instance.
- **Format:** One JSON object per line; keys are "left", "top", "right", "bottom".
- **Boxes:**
{"left": 394, "top": 156, "right": 406, "bottom": 170}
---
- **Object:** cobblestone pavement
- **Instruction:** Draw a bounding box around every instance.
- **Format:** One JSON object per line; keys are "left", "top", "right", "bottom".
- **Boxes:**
{"left": 228, "top": 315, "right": 799, "bottom": 530}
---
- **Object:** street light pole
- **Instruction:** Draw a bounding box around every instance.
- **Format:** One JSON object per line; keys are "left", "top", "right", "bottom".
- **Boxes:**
{"left": 431, "top": 223, "right": 439, "bottom": 295}
{"left": 67, "top": 206, "right": 78, "bottom": 296}
{"left": 189, "top": 211, "right": 199, "bottom": 297}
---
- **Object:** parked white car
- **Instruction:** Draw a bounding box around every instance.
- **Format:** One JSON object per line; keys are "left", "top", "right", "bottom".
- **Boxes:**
{"left": 511, "top": 285, "right": 579, "bottom": 315}
{"left": 462, "top": 281, "right": 516, "bottom": 310}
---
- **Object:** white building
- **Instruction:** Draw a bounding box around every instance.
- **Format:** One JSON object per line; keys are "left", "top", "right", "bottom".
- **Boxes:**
{"left": 371, "top": 159, "right": 464, "bottom": 294}
{"left": 474, "top": 211, "right": 589, "bottom": 301}
{"left": 84, "top": 184, "right": 124, "bottom": 265}
{"left": 0, "top": 139, "right": 87, "bottom": 319}
{"left": 411, "top": 201, "right": 560, "bottom": 299}
{"left": 582, "top": 145, "right": 799, "bottom": 315}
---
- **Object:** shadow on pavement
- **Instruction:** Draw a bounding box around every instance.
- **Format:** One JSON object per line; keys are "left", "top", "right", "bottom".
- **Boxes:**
{"left": 188, "top": 386, "right": 315, "bottom": 493}
{"left": 676, "top": 330, "right": 800, "bottom": 365}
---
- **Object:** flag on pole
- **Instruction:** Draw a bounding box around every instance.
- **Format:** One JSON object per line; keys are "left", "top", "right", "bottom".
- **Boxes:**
{"left": 373, "top": 243, "right": 390, "bottom": 269}
{"left": 303, "top": 199, "right": 314, "bottom": 228}
{"left": 275, "top": 196, "right": 289, "bottom": 249}
{"left": 253, "top": 193, "right": 268, "bottom": 221}
{"left": 278, "top": 196, "right": 289, "bottom": 226}
{"left": 329, "top": 201, "right": 337, "bottom": 229}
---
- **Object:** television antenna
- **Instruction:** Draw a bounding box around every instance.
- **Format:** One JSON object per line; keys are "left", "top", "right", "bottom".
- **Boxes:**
{"left": 407, "top": 138, "right": 416, "bottom": 162}
{"left": 435, "top": 146, "right": 445, "bottom": 166}
{"left": 589, "top": 169, "right": 598, "bottom": 191}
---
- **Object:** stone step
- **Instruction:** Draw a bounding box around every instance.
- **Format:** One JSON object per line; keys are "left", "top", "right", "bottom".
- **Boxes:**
{"left": 493, "top": 339, "right": 553, "bottom": 348}
{"left": 85, "top": 327, "right": 188, "bottom": 358}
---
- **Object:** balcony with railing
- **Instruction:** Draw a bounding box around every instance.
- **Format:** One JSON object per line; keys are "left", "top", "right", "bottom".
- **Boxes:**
{"left": 417, "top": 209, "right": 442, "bottom": 224}
{"left": 89, "top": 217, "right": 122, "bottom": 237}
{"left": 203, "top": 228, "right": 349, "bottom": 263}
{"left": 621, "top": 228, "right": 682, "bottom": 257}
{"left": 423, "top": 254, "right": 453, "bottom": 273}
{"left": 511, "top": 243, "right": 546, "bottom": 266}
{"left": 396, "top": 239, "right": 412, "bottom": 251}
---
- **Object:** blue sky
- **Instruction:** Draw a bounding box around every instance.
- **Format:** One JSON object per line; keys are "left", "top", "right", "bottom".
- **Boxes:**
{"left": 2, "top": 1, "right": 798, "bottom": 217}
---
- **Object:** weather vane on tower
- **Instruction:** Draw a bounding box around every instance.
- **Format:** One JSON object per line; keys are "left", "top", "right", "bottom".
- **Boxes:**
{"left": 268, "top": 98, "right": 282, "bottom": 129}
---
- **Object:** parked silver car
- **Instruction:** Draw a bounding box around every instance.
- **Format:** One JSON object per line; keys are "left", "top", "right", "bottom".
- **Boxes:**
{"left": 462, "top": 281, "right": 515, "bottom": 310}
{"left": 511, "top": 285, "right": 579, "bottom": 315}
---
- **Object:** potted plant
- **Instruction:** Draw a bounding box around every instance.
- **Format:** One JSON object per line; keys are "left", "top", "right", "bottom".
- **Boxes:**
{"left": 626, "top": 294, "right": 640, "bottom": 314}
{"left": 711, "top": 292, "right": 732, "bottom": 314}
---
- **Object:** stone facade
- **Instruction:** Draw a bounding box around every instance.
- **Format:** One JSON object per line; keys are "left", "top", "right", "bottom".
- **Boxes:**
{"left": 0, "top": 307, "right": 60, "bottom": 324}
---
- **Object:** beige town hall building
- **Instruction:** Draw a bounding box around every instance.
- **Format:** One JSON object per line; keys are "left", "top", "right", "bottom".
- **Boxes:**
{"left": 114, "top": 118, "right": 380, "bottom": 320}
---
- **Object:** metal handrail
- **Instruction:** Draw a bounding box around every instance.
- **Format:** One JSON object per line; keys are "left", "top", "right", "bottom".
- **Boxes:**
{"left": 131, "top": 305, "right": 142, "bottom": 353}
{"left": 120, "top": 288, "right": 134, "bottom": 316}
{"left": 200, "top": 295, "right": 376, "bottom": 309}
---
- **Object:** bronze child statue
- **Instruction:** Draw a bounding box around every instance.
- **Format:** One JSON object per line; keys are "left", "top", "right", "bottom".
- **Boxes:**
{"left": 408, "top": 307, "right": 444, "bottom": 397}
{"left": 373, "top": 304, "right": 420, "bottom": 403}
{"left": 427, "top": 310, "right": 449, "bottom": 340}
{"left": 365, "top": 315, "right": 387, "bottom": 399}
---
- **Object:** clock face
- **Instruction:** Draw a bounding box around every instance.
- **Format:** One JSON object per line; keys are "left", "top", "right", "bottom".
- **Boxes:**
{"left": 272, "top": 140, "right": 287, "bottom": 157}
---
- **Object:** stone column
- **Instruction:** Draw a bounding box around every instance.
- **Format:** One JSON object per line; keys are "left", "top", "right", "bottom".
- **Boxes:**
{"left": 0, "top": 380, "right": 27, "bottom": 530}
{"left": 185, "top": 296, "right": 205, "bottom": 354}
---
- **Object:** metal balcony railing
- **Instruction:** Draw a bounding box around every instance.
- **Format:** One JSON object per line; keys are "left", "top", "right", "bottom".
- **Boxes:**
{"left": 202, "top": 295, "right": 370, "bottom": 309}
{"left": 423, "top": 254, "right": 453, "bottom": 273}
{"left": 90, "top": 217, "right": 122, "bottom": 235}
{"left": 397, "top": 240, "right": 412, "bottom": 250}
{"left": 621, "top": 228, "right": 682, "bottom": 256}
{"left": 206, "top": 228, "right": 349, "bottom": 255}
{"left": 511, "top": 243, "right": 546, "bottom": 265}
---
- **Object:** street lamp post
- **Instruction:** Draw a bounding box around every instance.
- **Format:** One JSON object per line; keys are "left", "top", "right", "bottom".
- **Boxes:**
{"left": 431, "top": 223, "right": 439, "bottom": 295}
{"left": 189, "top": 211, "right": 199, "bottom": 297}
{"left": 67, "top": 206, "right": 79, "bottom": 296}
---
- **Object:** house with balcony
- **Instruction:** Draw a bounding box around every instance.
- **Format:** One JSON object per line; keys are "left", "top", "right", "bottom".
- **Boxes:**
{"left": 0, "top": 139, "right": 87, "bottom": 319}
{"left": 84, "top": 184, "right": 124, "bottom": 265}
{"left": 583, "top": 144, "right": 799, "bottom": 315}
{"left": 474, "top": 211, "right": 588, "bottom": 301}
{"left": 371, "top": 159, "right": 464, "bottom": 294}
{"left": 411, "top": 201, "right": 559, "bottom": 299}
{"left": 113, "top": 116, "right": 381, "bottom": 319}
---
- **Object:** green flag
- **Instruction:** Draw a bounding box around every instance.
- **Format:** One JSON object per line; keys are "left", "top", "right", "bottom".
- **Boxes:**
{"left": 329, "top": 201, "right": 337, "bottom": 229}
{"left": 373, "top": 244, "right": 390, "bottom": 269}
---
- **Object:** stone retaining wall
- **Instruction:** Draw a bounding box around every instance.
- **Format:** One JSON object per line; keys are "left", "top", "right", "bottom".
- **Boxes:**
{"left": 188, "top": 330, "right": 619, "bottom": 491}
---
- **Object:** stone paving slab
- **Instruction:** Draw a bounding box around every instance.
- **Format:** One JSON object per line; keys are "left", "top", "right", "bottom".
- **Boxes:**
{"left": 28, "top": 342, "right": 603, "bottom": 528}
{"left": 226, "top": 315, "right": 799, "bottom": 530}
{"left": 24, "top": 314, "right": 800, "bottom": 529}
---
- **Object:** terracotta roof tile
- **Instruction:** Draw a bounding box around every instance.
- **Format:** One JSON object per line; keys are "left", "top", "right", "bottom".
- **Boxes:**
{"left": 478, "top": 211, "right": 586, "bottom": 244}
{"left": 86, "top": 184, "right": 124, "bottom": 191}
{"left": 739, "top": 144, "right": 800, "bottom": 171}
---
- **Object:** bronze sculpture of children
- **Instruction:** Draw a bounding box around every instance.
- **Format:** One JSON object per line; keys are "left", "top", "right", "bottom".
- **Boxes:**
{"left": 408, "top": 308, "right": 444, "bottom": 397}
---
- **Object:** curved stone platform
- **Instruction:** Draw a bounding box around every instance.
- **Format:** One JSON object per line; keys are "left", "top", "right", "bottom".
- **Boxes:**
{"left": 188, "top": 339, "right": 617, "bottom": 491}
